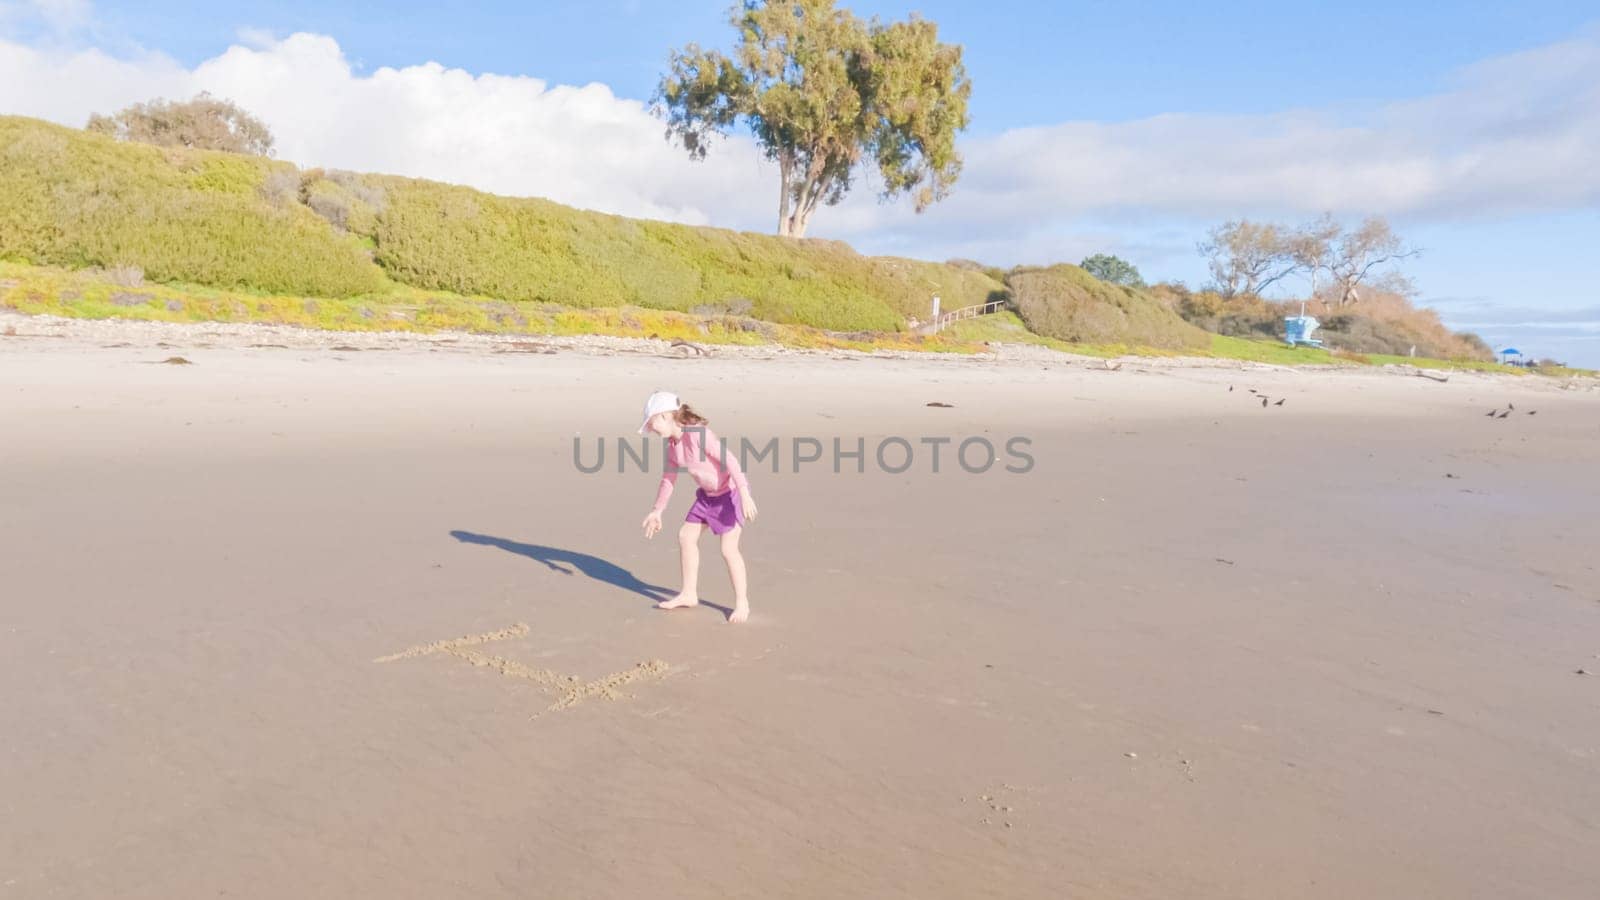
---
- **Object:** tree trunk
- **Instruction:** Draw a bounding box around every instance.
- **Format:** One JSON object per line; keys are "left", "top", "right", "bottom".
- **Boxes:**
{"left": 780, "top": 205, "right": 804, "bottom": 238}
{"left": 787, "top": 176, "right": 824, "bottom": 238}
{"left": 777, "top": 149, "right": 827, "bottom": 239}
{"left": 785, "top": 188, "right": 816, "bottom": 237}
{"left": 776, "top": 151, "right": 793, "bottom": 237}
{"left": 791, "top": 203, "right": 817, "bottom": 238}
{"left": 1339, "top": 278, "right": 1359, "bottom": 307}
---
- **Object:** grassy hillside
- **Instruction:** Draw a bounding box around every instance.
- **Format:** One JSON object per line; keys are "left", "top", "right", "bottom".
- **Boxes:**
{"left": 1008, "top": 264, "right": 1210, "bottom": 350}
{"left": 0, "top": 115, "right": 1001, "bottom": 332}
{"left": 366, "top": 175, "right": 1002, "bottom": 329}
{"left": 0, "top": 117, "right": 384, "bottom": 297}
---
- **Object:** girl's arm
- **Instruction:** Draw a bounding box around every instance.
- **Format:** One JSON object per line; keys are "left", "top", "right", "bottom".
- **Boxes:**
{"left": 651, "top": 466, "right": 677, "bottom": 513}
{"left": 706, "top": 430, "right": 758, "bottom": 522}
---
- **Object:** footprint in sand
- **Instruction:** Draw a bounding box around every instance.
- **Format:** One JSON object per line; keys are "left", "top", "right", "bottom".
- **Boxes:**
{"left": 965, "top": 784, "right": 1027, "bottom": 830}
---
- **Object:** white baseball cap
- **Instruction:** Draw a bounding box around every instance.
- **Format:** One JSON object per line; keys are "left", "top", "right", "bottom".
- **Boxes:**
{"left": 637, "top": 390, "right": 680, "bottom": 434}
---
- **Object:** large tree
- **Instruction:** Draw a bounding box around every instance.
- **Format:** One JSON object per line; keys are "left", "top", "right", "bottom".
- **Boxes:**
{"left": 1328, "top": 216, "right": 1418, "bottom": 307}
{"left": 655, "top": 0, "right": 971, "bottom": 238}
{"left": 87, "top": 92, "right": 275, "bottom": 157}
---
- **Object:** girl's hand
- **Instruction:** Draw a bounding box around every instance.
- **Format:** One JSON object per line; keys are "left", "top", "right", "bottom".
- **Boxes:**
{"left": 642, "top": 510, "right": 663, "bottom": 539}
{"left": 740, "top": 491, "right": 758, "bottom": 523}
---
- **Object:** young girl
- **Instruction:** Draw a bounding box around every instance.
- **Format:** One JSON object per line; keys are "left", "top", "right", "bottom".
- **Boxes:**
{"left": 637, "top": 391, "right": 759, "bottom": 623}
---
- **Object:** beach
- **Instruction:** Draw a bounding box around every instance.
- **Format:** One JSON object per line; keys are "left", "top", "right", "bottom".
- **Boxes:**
{"left": 3, "top": 317, "right": 1598, "bottom": 899}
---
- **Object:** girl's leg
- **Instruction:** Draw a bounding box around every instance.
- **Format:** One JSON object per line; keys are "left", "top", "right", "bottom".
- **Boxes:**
{"left": 657, "top": 522, "right": 703, "bottom": 609}
{"left": 719, "top": 525, "right": 750, "bottom": 623}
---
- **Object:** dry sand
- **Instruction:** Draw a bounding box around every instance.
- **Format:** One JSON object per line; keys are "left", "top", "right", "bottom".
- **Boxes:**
{"left": 3, "top": 316, "right": 1598, "bottom": 898}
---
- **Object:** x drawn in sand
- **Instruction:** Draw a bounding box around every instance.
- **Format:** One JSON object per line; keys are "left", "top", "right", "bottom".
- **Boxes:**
{"left": 375, "top": 622, "right": 672, "bottom": 715}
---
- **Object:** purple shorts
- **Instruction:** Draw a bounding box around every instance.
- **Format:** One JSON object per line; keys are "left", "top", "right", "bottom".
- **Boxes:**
{"left": 686, "top": 488, "right": 744, "bottom": 535}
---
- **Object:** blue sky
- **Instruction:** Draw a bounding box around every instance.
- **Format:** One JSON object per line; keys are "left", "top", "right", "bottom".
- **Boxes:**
{"left": 3, "top": 1, "right": 1598, "bottom": 363}
{"left": 64, "top": 0, "right": 1600, "bottom": 128}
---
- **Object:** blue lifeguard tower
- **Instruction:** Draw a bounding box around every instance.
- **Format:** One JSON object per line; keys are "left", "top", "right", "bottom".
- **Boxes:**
{"left": 1284, "top": 303, "right": 1322, "bottom": 348}
{"left": 1499, "top": 347, "right": 1524, "bottom": 367}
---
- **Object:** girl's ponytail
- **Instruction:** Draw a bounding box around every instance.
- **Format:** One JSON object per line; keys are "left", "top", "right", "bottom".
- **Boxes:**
{"left": 674, "top": 403, "right": 708, "bottom": 427}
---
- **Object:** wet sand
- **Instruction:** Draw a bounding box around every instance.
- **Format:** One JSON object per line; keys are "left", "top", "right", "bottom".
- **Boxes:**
{"left": 3, "top": 331, "right": 1598, "bottom": 898}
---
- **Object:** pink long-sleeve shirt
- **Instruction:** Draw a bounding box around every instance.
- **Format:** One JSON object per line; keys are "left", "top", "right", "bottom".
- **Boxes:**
{"left": 652, "top": 427, "right": 750, "bottom": 513}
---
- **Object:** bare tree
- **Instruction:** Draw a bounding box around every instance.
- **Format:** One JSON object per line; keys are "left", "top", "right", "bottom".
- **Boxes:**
{"left": 87, "top": 92, "right": 275, "bottom": 157}
{"left": 1198, "top": 220, "right": 1299, "bottom": 298}
{"left": 1286, "top": 212, "right": 1340, "bottom": 298}
{"left": 1329, "top": 217, "right": 1418, "bottom": 307}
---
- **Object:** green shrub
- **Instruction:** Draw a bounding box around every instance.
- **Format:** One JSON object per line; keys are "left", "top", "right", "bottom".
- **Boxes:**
{"left": 1007, "top": 264, "right": 1208, "bottom": 350}
{"left": 360, "top": 176, "right": 1006, "bottom": 331}
{"left": 259, "top": 169, "right": 300, "bottom": 209}
{"left": 299, "top": 169, "right": 386, "bottom": 236}
{"left": 945, "top": 257, "right": 1008, "bottom": 284}
{"left": 0, "top": 117, "right": 385, "bottom": 296}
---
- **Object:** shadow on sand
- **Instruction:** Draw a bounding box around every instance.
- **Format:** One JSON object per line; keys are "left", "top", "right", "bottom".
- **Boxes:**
{"left": 449, "top": 530, "right": 732, "bottom": 617}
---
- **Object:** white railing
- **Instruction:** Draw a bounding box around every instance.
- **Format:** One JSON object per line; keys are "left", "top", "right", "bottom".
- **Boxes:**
{"left": 929, "top": 298, "right": 1009, "bottom": 333}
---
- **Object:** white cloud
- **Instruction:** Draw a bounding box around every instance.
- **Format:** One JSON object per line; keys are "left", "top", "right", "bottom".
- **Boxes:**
{"left": 0, "top": 31, "right": 776, "bottom": 228}
{"left": 839, "top": 32, "right": 1600, "bottom": 261}
{"left": 0, "top": 38, "right": 189, "bottom": 120}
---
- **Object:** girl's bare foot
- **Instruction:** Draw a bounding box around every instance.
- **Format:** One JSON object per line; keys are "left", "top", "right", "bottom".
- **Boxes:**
{"left": 656, "top": 593, "right": 699, "bottom": 610}
{"left": 728, "top": 603, "right": 750, "bottom": 624}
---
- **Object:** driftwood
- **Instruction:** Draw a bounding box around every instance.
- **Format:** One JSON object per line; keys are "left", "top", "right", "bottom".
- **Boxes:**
{"left": 670, "top": 339, "right": 710, "bottom": 357}
{"left": 501, "top": 341, "right": 557, "bottom": 354}
{"left": 1414, "top": 370, "right": 1449, "bottom": 383}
